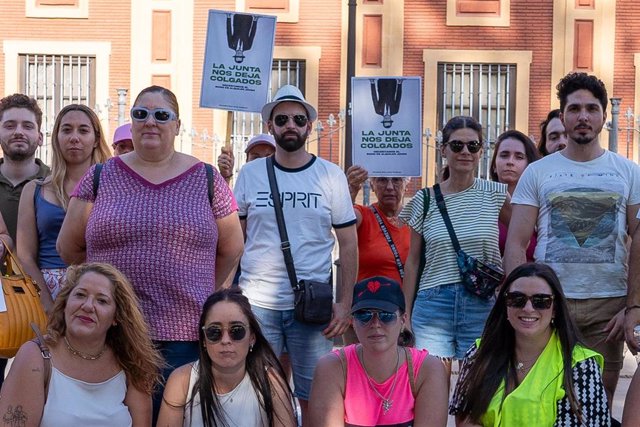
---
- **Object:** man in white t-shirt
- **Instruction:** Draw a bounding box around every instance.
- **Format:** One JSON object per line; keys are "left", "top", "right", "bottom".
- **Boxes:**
{"left": 505, "top": 72, "right": 640, "bottom": 407}
{"left": 234, "top": 85, "right": 357, "bottom": 424}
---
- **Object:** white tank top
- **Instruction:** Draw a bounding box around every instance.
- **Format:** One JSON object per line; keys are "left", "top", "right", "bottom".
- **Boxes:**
{"left": 40, "top": 367, "right": 132, "bottom": 427}
{"left": 184, "top": 363, "right": 267, "bottom": 427}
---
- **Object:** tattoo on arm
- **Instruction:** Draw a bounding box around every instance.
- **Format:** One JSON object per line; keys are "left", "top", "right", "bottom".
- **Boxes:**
{"left": 3, "top": 405, "right": 28, "bottom": 427}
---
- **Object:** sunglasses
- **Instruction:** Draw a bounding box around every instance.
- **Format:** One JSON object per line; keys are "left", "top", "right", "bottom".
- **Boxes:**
{"left": 505, "top": 291, "right": 554, "bottom": 310}
{"left": 447, "top": 140, "right": 483, "bottom": 153}
{"left": 273, "top": 114, "right": 308, "bottom": 127}
{"left": 352, "top": 310, "right": 398, "bottom": 325}
{"left": 130, "top": 107, "right": 177, "bottom": 124}
{"left": 202, "top": 323, "right": 247, "bottom": 343}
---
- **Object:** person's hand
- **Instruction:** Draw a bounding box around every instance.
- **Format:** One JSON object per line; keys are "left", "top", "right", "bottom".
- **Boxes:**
{"left": 323, "top": 301, "right": 351, "bottom": 339}
{"left": 625, "top": 307, "right": 640, "bottom": 354}
{"left": 346, "top": 165, "right": 368, "bottom": 202}
{"left": 217, "top": 147, "right": 235, "bottom": 181}
{"left": 604, "top": 308, "right": 626, "bottom": 343}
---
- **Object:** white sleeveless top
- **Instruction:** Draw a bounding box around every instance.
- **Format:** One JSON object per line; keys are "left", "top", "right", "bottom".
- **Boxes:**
{"left": 40, "top": 367, "right": 132, "bottom": 427}
{"left": 184, "top": 363, "right": 267, "bottom": 427}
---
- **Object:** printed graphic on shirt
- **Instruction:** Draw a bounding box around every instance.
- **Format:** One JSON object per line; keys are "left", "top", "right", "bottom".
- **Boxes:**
{"left": 546, "top": 188, "right": 620, "bottom": 263}
{"left": 255, "top": 191, "right": 322, "bottom": 208}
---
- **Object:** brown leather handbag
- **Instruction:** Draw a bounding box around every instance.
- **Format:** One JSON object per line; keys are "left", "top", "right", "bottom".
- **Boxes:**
{"left": 0, "top": 241, "right": 48, "bottom": 358}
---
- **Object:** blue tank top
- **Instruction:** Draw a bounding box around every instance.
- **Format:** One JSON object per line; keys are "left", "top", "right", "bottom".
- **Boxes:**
{"left": 34, "top": 184, "right": 66, "bottom": 269}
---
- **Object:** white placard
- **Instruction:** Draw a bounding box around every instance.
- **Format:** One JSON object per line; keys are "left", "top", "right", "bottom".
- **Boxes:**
{"left": 351, "top": 77, "right": 423, "bottom": 177}
{"left": 200, "top": 10, "right": 276, "bottom": 112}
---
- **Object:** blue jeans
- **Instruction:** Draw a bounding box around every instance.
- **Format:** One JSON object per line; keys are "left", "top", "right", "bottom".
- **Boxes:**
{"left": 251, "top": 305, "right": 332, "bottom": 400}
{"left": 412, "top": 283, "right": 494, "bottom": 359}
{"left": 152, "top": 341, "right": 199, "bottom": 424}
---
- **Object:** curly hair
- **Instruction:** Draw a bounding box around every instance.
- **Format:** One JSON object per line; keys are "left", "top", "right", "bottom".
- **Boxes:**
{"left": 557, "top": 72, "right": 608, "bottom": 114}
{"left": 46, "top": 104, "right": 111, "bottom": 209}
{"left": 489, "top": 129, "right": 540, "bottom": 182}
{"left": 454, "top": 263, "right": 585, "bottom": 424}
{"left": 0, "top": 94, "right": 42, "bottom": 130}
{"left": 47, "top": 263, "right": 163, "bottom": 394}
{"left": 537, "top": 109, "right": 562, "bottom": 156}
{"left": 188, "top": 288, "right": 295, "bottom": 427}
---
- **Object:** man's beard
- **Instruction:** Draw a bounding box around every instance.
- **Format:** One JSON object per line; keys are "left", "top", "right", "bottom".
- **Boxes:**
{"left": 1, "top": 140, "right": 39, "bottom": 161}
{"left": 275, "top": 131, "right": 307, "bottom": 153}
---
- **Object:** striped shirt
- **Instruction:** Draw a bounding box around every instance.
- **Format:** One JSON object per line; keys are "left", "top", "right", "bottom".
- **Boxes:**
{"left": 399, "top": 179, "right": 507, "bottom": 291}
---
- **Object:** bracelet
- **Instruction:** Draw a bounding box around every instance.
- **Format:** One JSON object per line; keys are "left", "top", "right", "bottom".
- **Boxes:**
{"left": 625, "top": 305, "right": 640, "bottom": 314}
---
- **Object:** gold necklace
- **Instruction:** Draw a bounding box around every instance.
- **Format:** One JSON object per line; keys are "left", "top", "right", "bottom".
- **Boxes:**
{"left": 64, "top": 336, "right": 105, "bottom": 361}
{"left": 360, "top": 347, "right": 400, "bottom": 415}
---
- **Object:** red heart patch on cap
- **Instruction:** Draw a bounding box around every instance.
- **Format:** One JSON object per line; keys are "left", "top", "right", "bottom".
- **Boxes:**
{"left": 367, "top": 280, "right": 381, "bottom": 293}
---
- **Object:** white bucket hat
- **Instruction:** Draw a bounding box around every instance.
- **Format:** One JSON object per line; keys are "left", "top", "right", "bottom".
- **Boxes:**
{"left": 261, "top": 85, "right": 318, "bottom": 123}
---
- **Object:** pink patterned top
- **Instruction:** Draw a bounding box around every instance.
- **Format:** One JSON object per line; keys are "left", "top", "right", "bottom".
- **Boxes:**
{"left": 72, "top": 157, "right": 237, "bottom": 341}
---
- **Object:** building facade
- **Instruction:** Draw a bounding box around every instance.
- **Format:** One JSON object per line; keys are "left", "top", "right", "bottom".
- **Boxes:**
{"left": 1, "top": 0, "right": 638, "bottom": 185}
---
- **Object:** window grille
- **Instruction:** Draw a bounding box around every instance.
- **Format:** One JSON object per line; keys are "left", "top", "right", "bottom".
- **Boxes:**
{"left": 436, "top": 62, "right": 516, "bottom": 178}
{"left": 19, "top": 54, "right": 96, "bottom": 165}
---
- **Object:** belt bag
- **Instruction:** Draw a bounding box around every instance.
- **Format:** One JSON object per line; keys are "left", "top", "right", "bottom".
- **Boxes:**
{"left": 0, "top": 240, "right": 48, "bottom": 357}
{"left": 266, "top": 157, "right": 333, "bottom": 324}
{"left": 433, "top": 184, "right": 503, "bottom": 299}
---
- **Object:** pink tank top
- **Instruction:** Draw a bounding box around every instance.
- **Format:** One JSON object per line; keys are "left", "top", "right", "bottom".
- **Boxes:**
{"left": 338, "top": 344, "right": 428, "bottom": 427}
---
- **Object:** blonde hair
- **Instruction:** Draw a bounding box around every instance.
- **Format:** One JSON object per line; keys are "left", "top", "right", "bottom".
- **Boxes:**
{"left": 47, "top": 104, "right": 111, "bottom": 210}
{"left": 47, "top": 263, "right": 163, "bottom": 394}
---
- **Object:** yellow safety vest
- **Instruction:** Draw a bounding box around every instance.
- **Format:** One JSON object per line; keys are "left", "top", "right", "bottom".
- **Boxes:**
{"left": 480, "top": 331, "right": 603, "bottom": 427}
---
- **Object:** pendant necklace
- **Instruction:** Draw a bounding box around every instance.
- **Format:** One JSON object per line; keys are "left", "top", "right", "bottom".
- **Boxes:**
{"left": 361, "top": 347, "right": 400, "bottom": 415}
{"left": 64, "top": 336, "right": 105, "bottom": 361}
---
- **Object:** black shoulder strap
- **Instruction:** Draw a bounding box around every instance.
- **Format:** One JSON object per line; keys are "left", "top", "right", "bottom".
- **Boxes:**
{"left": 266, "top": 156, "right": 298, "bottom": 290}
{"left": 433, "top": 184, "right": 461, "bottom": 253}
{"left": 30, "top": 322, "right": 51, "bottom": 403}
{"left": 369, "top": 205, "right": 404, "bottom": 279}
{"left": 92, "top": 163, "right": 103, "bottom": 199}
{"left": 204, "top": 163, "right": 214, "bottom": 206}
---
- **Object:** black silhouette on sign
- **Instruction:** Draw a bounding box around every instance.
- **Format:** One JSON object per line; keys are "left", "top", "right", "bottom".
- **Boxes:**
{"left": 370, "top": 78, "right": 403, "bottom": 128}
{"left": 226, "top": 13, "right": 259, "bottom": 64}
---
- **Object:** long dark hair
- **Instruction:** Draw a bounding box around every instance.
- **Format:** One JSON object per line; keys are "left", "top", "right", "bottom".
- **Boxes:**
{"left": 455, "top": 263, "right": 584, "bottom": 424}
{"left": 489, "top": 129, "right": 540, "bottom": 182}
{"left": 188, "top": 288, "right": 294, "bottom": 427}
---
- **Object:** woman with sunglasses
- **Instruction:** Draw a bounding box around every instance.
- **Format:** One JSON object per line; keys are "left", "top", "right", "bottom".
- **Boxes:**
{"left": 17, "top": 104, "right": 111, "bottom": 313}
{"left": 400, "top": 116, "right": 510, "bottom": 378}
{"left": 488, "top": 130, "right": 540, "bottom": 261}
{"left": 158, "top": 288, "right": 296, "bottom": 427}
{"left": 57, "top": 86, "right": 244, "bottom": 421}
{"left": 450, "top": 263, "right": 609, "bottom": 426}
{"left": 308, "top": 276, "right": 448, "bottom": 427}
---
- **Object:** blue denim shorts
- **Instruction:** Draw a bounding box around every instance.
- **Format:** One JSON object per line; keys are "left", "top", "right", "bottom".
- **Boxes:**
{"left": 251, "top": 305, "right": 333, "bottom": 400}
{"left": 412, "top": 283, "right": 494, "bottom": 360}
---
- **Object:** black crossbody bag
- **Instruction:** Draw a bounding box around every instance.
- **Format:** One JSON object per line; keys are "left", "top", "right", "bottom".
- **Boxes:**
{"left": 266, "top": 157, "right": 333, "bottom": 324}
{"left": 433, "top": 184, "right": 504, "bottom": 299}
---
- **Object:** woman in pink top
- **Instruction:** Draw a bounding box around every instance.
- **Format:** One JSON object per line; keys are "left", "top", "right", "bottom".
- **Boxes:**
{"left": 309, "top": 276, "right": 448, "bottom": 427}
{"left": 57, "top": 86, "right": 244, "bottom": 422}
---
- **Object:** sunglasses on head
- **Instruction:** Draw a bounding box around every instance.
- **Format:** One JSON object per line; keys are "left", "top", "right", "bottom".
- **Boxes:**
{"left": 352, "top": 310, "right": 398, "bottom": 325}
{"left": 447, "top": 140, "right": 483, "bottom": 153}
{"left": 273, "top": 114, "right": 308, "bottom": 127}
{"left": 130, "top": 107, "right": 177, "bottom": 124}
{"left": 505, "top": 291, "right": 554, "bottom": 310}
{"left": 202, "top": 323, "right": 247, "bottom": 343}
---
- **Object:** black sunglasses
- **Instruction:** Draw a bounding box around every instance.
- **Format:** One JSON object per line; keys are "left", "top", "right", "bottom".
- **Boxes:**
{"left": 505, "top": 291, "right": 554, "bottom": 310}
{"left": 202, "top": 324, "right": 247, "bottom": 343}
{"left": 274, "top": 114, "right": 308, "bottom": 127}
{"left": 352, "top": 310, "right": 398, "bottom": 325}
{"left": 130, "top": 107, "right": 177, "bottom": 124}
{"left": 447, "top": 140, "right": 483, "bottom": 154}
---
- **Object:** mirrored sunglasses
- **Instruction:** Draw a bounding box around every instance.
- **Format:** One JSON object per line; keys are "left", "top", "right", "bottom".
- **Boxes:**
{"left": 274, "top": 114, "right": 308, "bottom": 127}
{"left": 505, "top": 291, "right": 554, "bottom": 310}
{"left": 352, "top": 310, "right": 398, "bottom": 325}
{"left": 447, "top": 140, "right": 483, "bottom": 153}
{"left": 202, "top": 324, "right": 247, "bottom": 343}
{"left": 130, "top": 107, "right": 177, "bottom": 124}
